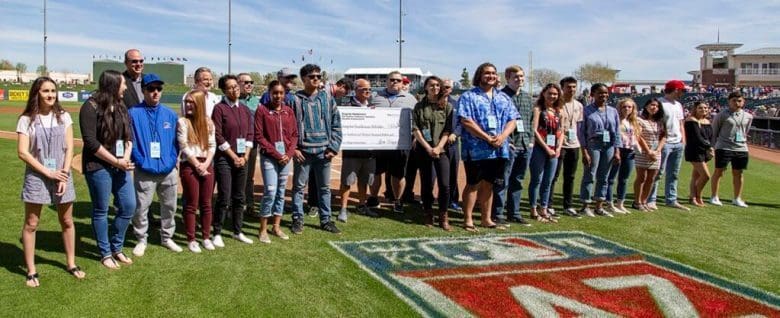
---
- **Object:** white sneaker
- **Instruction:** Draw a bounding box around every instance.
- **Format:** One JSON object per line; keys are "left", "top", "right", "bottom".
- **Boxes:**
{"left": 163, "top": 239, "right": 183, "bottom": 253}
{"left": 212, "top": 235, "right": 225, "bottom": 248}
{"left": 710, "top": 196, "right": 723, "bottom": 206}
{"left": 132, "top": 241, "right": 147, "bottom": 257}
{"left": 233, "top": 233, "right": 254, "bottom": 244}
{"left": 202, "top": 239, "right": 216, "bottom": 251}
{"left": 607, "top": 202, "right": 626, "bottom": 214}
{"left": 733, "top": 198, "right": 749, "bottom": 208}
{"left": 188, "top": 241, "right": 202, "bottom": 253}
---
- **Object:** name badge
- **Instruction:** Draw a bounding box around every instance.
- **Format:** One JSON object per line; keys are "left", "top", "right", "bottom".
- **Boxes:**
{"left": 274, "top": 141, "right": 286, "bottom": 154}
{"left": 422, "top": 129, "right": 433, "bottom": 142}
{"left": 43, "top": 158, "right": 57, "bottom": 171}
{"left": 237, "top": 138, "right": 247, "bottom": 154}
{"left": 735, "top": 132, "right": 746, "bottom": 143}
{"left": 150, "top": 142, "right": 161, "bottom": 159}
{"left": 487, "top": 115, "right": 497, "bottom": 130}
{"left": 516, "top": 120, "right": 525, "bottom": 132}
{"left": 115, "top": 140, "right": 125, "bottom": 157}
{"left": 602, "top": 132, "right": 611, "bottom": 143}
{"left": 567, "top": 129, "right": 577, "bottom": 141}
{"left": 546, "top": 135, "right": 556, "bottom": 147}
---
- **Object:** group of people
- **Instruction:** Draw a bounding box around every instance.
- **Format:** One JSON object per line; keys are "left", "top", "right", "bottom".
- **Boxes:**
{"left": 16, "top": 49, "right": 754, "bottom": 288}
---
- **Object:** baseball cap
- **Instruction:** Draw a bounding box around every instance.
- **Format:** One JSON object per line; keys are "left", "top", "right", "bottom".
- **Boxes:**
{"left": 277, "top": 67, "right": 297, "bottom": 78}
{"left": 402, "top": 76, "right": 410, "bottom": 85}
{"left": 664, "top": 80, "right": 686, "bottom": 92}
{"left": 142, "top": 73, "right": 165, "bottom": 87}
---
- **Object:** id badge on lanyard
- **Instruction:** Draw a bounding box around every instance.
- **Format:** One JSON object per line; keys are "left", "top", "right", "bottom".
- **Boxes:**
{"left": 546, "top": 135, "right": 556, "bottom": 147}
{"left": 735, "top": 131, "right": 746, "bottom": 143}
{"left": 43, "top": 158, "right": 57, "bottom": 171}
{"left": 237, "top": 138, "right": 247, "bottom": 154}
{"left": 422, "top": 128, "right": 433, "bottom": 142}
{"left": 150, "top": 142, "right": 161, "bottom": 159}
{"left": 274, "top": 141, "right": 285, "bottom": 154}
{"left": 567, "top": 128, "right": 576, "bottom": 141}
{"left": 487, "top": 116, "right": 498, "bottom": 130}
{"left": 602, "top": 131, "right": 611, "bottom": 143}
{"left": 115, "top": 140, "right": 125, "bottom": 157}
{"left": 516, "top": 120, "right": 525, "bottom": 132}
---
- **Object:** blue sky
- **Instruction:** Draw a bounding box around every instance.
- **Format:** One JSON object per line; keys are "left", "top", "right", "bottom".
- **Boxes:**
{"left": 1, "top": 0, "right": 778, "bottom": 83}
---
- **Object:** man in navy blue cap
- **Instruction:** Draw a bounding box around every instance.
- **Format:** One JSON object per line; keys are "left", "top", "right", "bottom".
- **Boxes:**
{"left": 128, "top": 73, "right": 182, "bottom": 256}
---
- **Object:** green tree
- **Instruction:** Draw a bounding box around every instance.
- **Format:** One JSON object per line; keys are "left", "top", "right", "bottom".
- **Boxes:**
{"left": 532, "top": 68, "right": 562, "bottom": 89}
{"left": 0, "top": 59, "right": 14, "bottom": 70}
{"left": 36, "top": 65, "right": 47, "bottom": 76}
{"left": 574, "top": 62, "right": 618, "bottom": 86}
{"left": 459, "top": 67, "right": 470, "bottom": 89}
{"left": 15, "top": 62, "right": 27, "bottom": 82}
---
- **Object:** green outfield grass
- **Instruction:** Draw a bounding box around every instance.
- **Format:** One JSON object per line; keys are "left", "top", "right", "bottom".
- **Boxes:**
{"left": 0, "top": 137, "right": 778, "bottom": 316}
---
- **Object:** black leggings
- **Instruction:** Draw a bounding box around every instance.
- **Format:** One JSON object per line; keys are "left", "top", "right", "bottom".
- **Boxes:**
{"left": 414, "top": 146, "right": 451, "bottom": 211}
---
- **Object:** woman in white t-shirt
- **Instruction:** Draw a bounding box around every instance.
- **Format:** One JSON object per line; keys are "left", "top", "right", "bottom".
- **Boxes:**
{"left": 16, "top": 77, "right": 83, "bottom": 287}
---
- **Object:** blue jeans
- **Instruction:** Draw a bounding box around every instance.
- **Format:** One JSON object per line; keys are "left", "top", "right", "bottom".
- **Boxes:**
{"left": 260, "top": 157, "right": 292, "bottom": 217}
{"left": 649, "top": 142, "right": 684, "bottom": 204}
{"left": 292, "top": 152, "right": 332, "bottom": 224}
{"left": 606, "top": 148, "right": 635, "bottom": 202}
{"left": 492, "top": 146, "right": 530, "bottom": 220}
{"left": 84, "top": 168, "right": 136, "bottom": 258}
{"left": 528, "top": 146, "right": 558, "bottom": 209}
{"left": 580, "top": 144, "right": 615, "bottom": 203}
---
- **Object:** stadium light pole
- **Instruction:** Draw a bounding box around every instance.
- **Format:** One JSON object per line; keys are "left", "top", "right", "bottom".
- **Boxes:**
{"left": 396, "top": 0, "right": 404, "bottom": 68}
{"left": 43, "top": 0, "right": 48, "bottom": 75}
{"left": 228, "top": 0, "right": 232, "bottom": 74}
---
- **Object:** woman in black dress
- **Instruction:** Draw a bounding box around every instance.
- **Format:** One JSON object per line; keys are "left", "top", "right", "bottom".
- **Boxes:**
{"left": 684, "top": 101, "right": 714, "bottom": 207}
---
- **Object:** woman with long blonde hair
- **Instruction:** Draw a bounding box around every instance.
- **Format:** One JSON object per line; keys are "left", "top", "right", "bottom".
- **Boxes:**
{"left": 177, "top": 89, "right": 216, "bottom": 252}
{"left": 606, "top": 98, "right": 641, "bottom": 213}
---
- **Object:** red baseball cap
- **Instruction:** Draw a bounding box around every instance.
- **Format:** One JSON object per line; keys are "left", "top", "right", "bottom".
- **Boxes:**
{"left": 402, "top": 76, "right": 410, "bottom": 84}
{"left": 665, "top": 80, "right": 686, "bottom": 92}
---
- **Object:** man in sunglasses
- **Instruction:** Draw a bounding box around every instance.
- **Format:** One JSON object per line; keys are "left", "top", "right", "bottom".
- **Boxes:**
{"left": 238, "top": 73, "right": 262, "bottom": 218}
{"left": 122, "top": 49, "right": 145, "bottom": 109}
{"left": 368, "top": 71, "right": 418, "bottom": 214}
{"left": 289, "top": 64, "right": 343, "bottom": 234}
{"left": 260, "top": 67, "right": 298, "bottom": 106}
{"left": 128, "top": 73, "right": 182, "bottom": 255}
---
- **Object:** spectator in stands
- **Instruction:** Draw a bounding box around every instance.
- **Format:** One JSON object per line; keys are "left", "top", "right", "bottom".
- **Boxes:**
{"left": 182, "top": 67, "right": 221, "bottom": 117}
{"left": 443, "top": 78, "right": 462, "bottom": 212}
{"left": 647, "top": 80, "right": 690, "bottom": 211}
{"left": 80, "top": 70, "right": 136, "bottom": 269}
{"left": 633, "top": 98, "right": 666, "bottom": 211}
{"left": 528, "top": 83, "right": 564, "bottom": 223}
{"left": 289, "top": 64, "right": 343, "bottom": 234}
{"left": 337, "top": 79, "right": 379, "bottom": 221}
{"left": 122, "top": 49, "right": 144, "bottom": 109}
{"left": 548, "top": 76, "right": 583, "bottom": 218}
{"left": 457, "top": 62, "right": 518, "bottom": 231}
{"left": 128, "top": 74, "right": 181, "bottom": 256}
{"left": 578, "top": 83, "right": 621, "bottom": 217}
{"left": 606, "top": 98, "right": 640, "bottom": 214}
{"left": 178, "top": 89, "right": 216, "bottom": 253}
{"left": 684, "top": 101, "right": 714, "bottom": 207}
{"left": 212, "top": 74, "right": 255, "bottom": 245}
{"left": 493, "top": 65, "right": 533, "bottom": 226}
{"left": 412, "top": 76, "right": 453, "bottom": 230}
{"left": 238, "top": 73, "right": 262, "bottom": 218}
{"left": 710, "top": 92, "right": 752, "bottom": 208}
{"left": 19, "top": 77, "right": 83, "bottom": 286}
{"left": 254, "top": 80, "right": 298, "bottom": 243}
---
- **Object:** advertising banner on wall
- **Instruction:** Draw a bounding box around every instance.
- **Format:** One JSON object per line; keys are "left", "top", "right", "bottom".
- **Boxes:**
{"left": 0, "top": 89, "right": 5, "bottom": 101}
{"left": 9, "top": 89, "right": 29, "bottom": 101}
{"left": 79, "top": 91, "right": 92, "bottom": 102}
{"left": 58, "top": 91, "right": 79, "bottom": 102}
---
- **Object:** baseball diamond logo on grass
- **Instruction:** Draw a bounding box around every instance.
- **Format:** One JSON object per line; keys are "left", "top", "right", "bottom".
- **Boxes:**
{"left": 330, "top": 232, "right": 780, "bottom": 317}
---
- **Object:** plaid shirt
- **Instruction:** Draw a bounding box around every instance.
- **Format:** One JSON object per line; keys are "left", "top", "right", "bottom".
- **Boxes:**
{"left": 501, "top": 86, "right": 533, "bottom": 149}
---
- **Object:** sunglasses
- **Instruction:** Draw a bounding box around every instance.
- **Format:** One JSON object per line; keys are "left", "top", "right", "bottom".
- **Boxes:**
{"left": 388, "top": 78, "right": 403, "bottom": 83}
{"left": 130, "top": 59, "right": 144, "bottom": 64}
{"left": 242, "top": 81, "right": 254, "bottom": 85}
{"left": 443, "top": 86, "right": 453, "bottom": 89}
{"left": 145, "top": 86, "right": 163, "bottom": 92}
{"left": 307, "top": 74, "right": 322, "bottom": 79}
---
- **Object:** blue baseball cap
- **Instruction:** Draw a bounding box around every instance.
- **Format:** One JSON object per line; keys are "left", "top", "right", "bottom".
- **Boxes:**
{"left": 142, "top": 73, "right": 165, "bottom": 87}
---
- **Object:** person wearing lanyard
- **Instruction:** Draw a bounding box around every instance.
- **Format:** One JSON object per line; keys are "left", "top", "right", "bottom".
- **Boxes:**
{"left": 528, "top": 83, "right": 564, "bottom": 223}
{"left": 647, "top": 80, "right": 690, "bottom": 211}
{"left": 255, "top": 80, "right": 298, "bottom": 243}
{"left": 710, "top": 92, "right": 752, "bottom": 208}
{"left": 238, "top": 72, "right": 262, "bottom": 219}
{"left": 18, "top": 77, "right": 83, "bottom": 287}
{"left": 212, "top": 74, "right": 255, "bottom": 246}
{"left": 547, "top": 76, "right": 584, "bottom": 218}
{"left": 457, "top": 62, "right": 518, "bottom": 232}
{"left": 128, "top": 73, "right": 181, "bottom": 256}
{"left": 178, "top": 89, "right": 217, "bottom": 253}
{"left": 606, "top": 98, "right": 641, "bottom": 214}
{"left": 577, "top": 83, "right": 621, "bottom": 217}
{"left": 80, "top": 70, "right": 136, "bottom": 269}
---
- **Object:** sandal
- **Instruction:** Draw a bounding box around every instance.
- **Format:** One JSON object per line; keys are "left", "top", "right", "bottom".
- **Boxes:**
{"left": 25, "top": 273, "right": 40, "bottom": 288}
{"left": 112, "top": 252, "right": 133, "bottom": 265}
{"left": 532, "top": 213, "right": 550, "bottom": 223}
{"left": 463, "top": 224, "right": 479, "bottom": 233}
{"left": 67, "top": 266, "right": 86, "bottom": 279}
{"left": 101, "top": 256, "right": 120, "bottom": 270}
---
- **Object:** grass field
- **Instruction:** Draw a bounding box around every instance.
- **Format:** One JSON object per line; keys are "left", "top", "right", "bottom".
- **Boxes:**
{"left": 0, "top": 137, "right": 778, "bottom": 316}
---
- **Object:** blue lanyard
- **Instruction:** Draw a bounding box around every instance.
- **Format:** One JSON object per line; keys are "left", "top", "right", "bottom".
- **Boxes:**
{"left": 144, "top": 106, "right": 159, "bottom": 141}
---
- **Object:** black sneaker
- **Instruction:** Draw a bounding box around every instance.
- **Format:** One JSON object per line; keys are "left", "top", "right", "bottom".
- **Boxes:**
{"left": 508, "top": 217, "right": 532, "bottom": 227}
{"left": 393, "top": 202, "right": 404, "bottom": 213}
{"left": 291, "top": 218, "right": 304, "bottom": 234}
{"left": 321, "top": 221, "right": 341, "bottom": 234}
{"left": 357, "top": 205, "right": 379, "bottom": 218}
{"left": 366, "top": 196, "right": 380, "bottom": 208}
